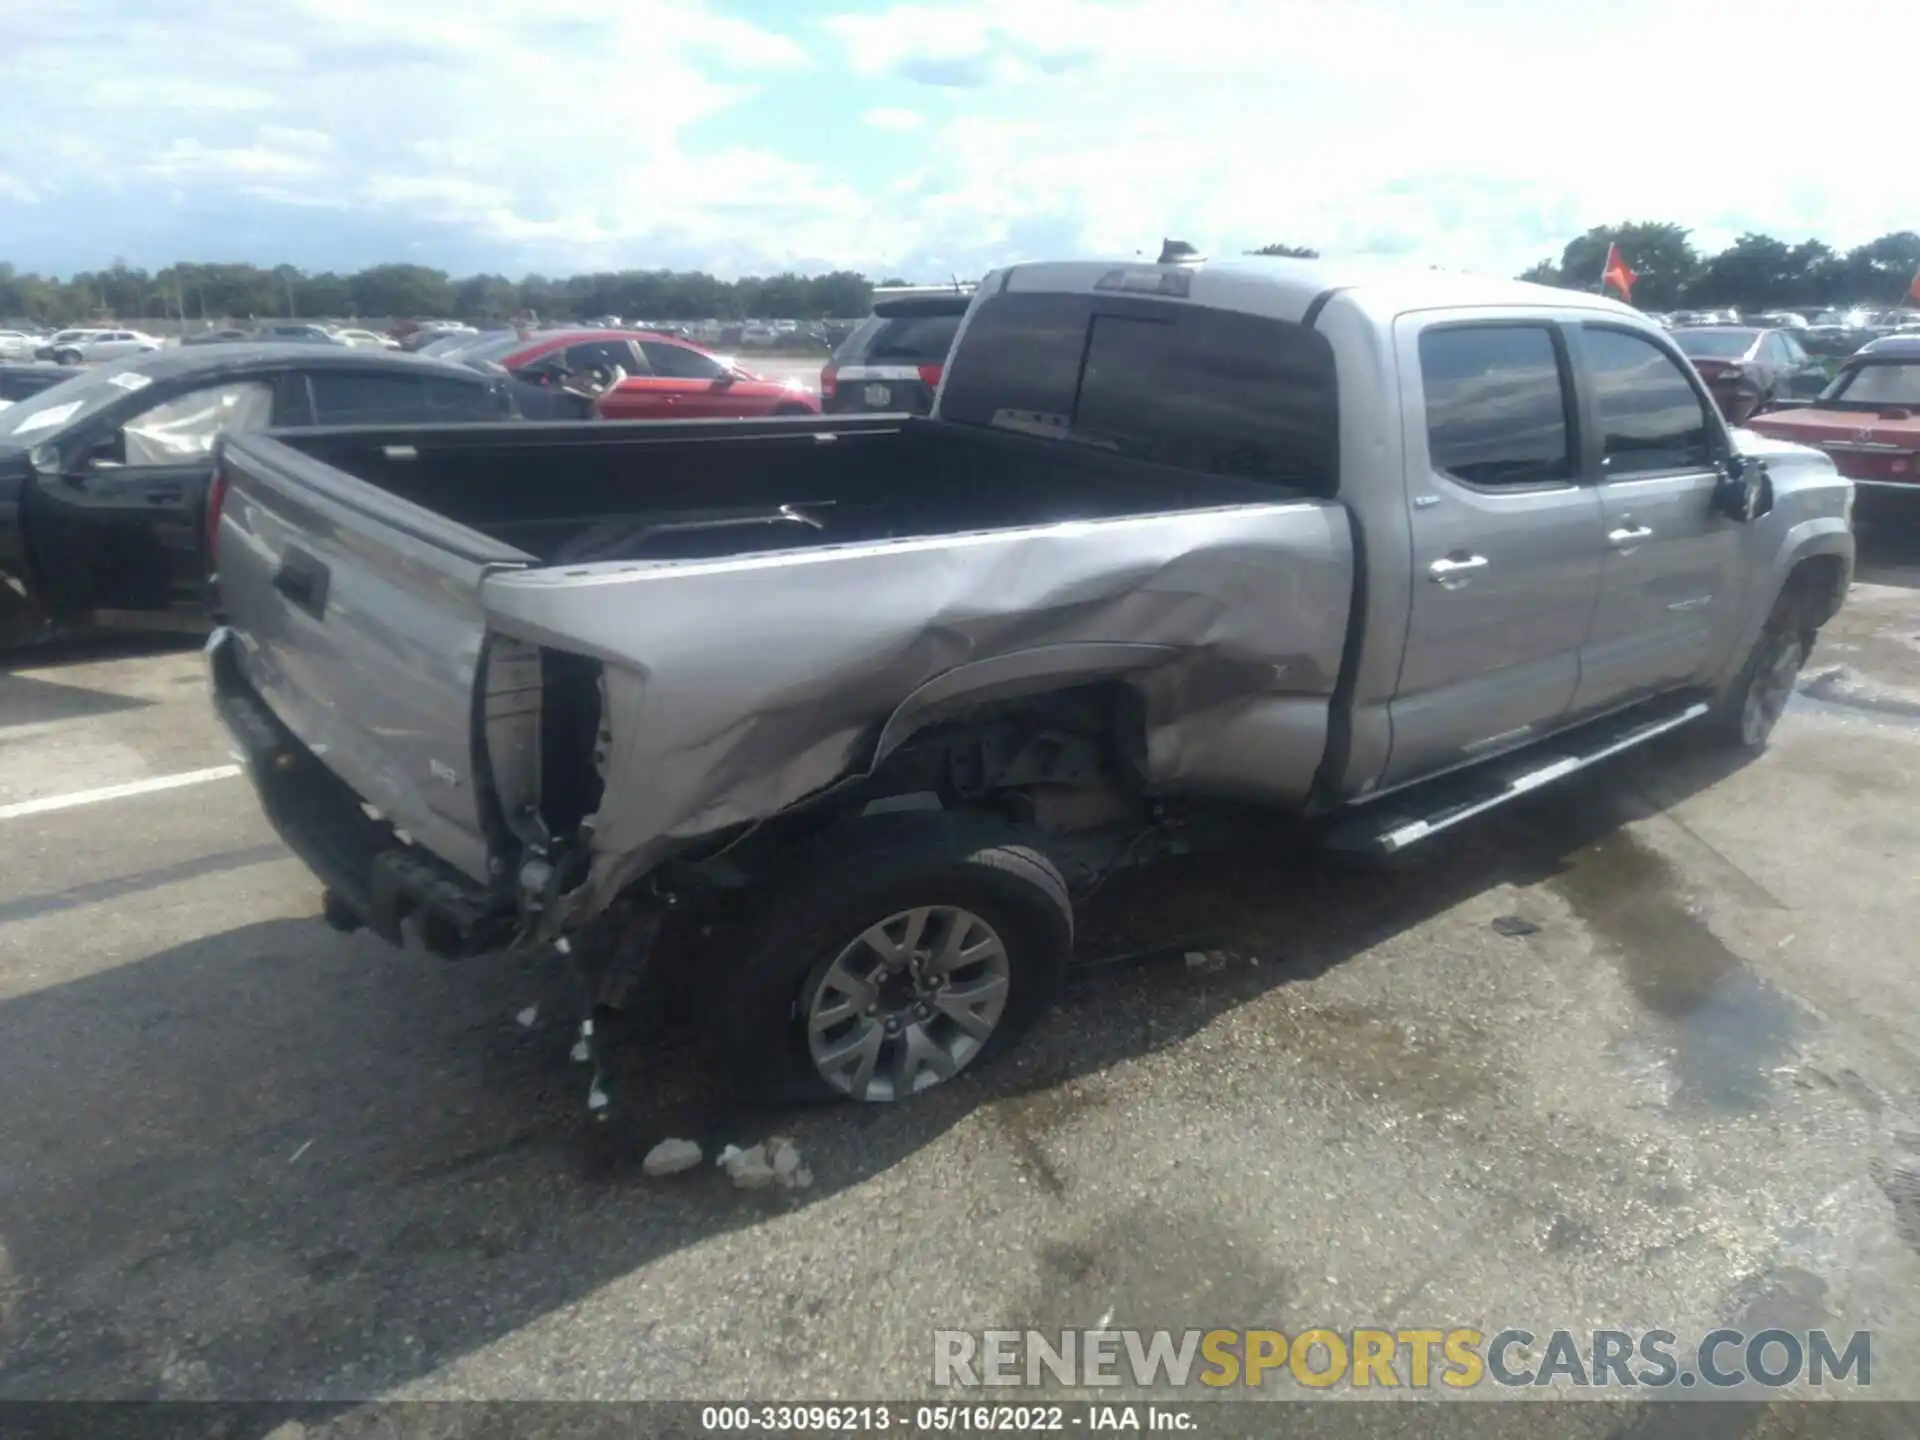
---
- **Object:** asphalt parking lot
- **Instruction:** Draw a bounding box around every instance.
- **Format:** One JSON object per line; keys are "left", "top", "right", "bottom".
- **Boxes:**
{"left": 4, "top": 523, "right": 1920, "bottom": 1413}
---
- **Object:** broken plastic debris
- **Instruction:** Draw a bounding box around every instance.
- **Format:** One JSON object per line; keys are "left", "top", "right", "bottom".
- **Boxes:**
{"left": 1490, "top": 915, "right": 1541, "bottom": 938}
{"left": 587, "top": 1083, "right": 610, "bottom": 1113}
{"left": 288, "top": 1140, "right": 314, "bottom": 1165}
{"left": 516, "top": 1005, "right": 539, "bottom": 1028}
{"left": 715, "top": 1138, "right": 813, "bottom": 1190}
{"left": 1183, "top": 949, "right": 1229, "bottom": 972}
{"left": 720, "top": 1143, "right": 776, "bottom": 1189}
{"left": 770, "top": 1137, "right": 812, "bottom": 1189}
{"left": 642, "top": 1138, "right": 704, "bottom": 1176}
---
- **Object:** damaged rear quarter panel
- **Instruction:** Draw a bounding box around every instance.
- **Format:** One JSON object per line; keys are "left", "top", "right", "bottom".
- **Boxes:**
{"left": 478, "top": 502, "right": 1354, "bottom": 918}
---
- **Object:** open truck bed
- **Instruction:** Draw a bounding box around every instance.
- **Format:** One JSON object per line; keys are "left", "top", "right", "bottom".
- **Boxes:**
{"left": 210, "top": 413, "right": 1354, "bottom": 942}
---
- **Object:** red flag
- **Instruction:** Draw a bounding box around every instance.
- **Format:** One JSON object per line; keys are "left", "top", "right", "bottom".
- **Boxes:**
{"left": 1601, "top": 243, "right": 1637, "bottom": 301}
{"left": 1909, "top": 265, "right": 1920, "bottom": 305}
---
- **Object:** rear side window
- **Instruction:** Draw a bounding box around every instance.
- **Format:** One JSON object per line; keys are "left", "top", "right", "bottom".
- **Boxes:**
{"left": 1581, "top": 328, "right": 1715, "bottom": 476}
{"left": 1419, "top": 326, "right": 1575, "bottom": 488}
{"left": 938, "top": 292, "right": 1337, "bottom": 493}
{"left": 308, "top": 371, "right": 499, "bottom": 424}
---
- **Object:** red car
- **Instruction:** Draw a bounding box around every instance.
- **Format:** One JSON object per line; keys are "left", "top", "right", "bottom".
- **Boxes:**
{"left": 1670, "top": 325, "right": 1827, "bottom": 423}
{"left": 456, "top": 328, "right": 819, "bottom": 420}
{"left": 1746, "top": 336, "right": 1920, "bottom": 494}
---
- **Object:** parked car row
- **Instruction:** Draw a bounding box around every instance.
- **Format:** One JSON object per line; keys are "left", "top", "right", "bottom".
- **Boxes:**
{"left": 3, "top": 257, "right": 1908, "bottom": 643}
{"left": 1653, "top": 306, "right": 1920, "bottom": 359}
{"left": 1748, "top": 334, "right": 1920, "bottom": 493}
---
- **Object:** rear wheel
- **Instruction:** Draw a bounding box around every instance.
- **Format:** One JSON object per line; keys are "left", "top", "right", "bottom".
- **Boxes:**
{"left": 705, "top": 814, "right": 1072, "bottom": 1105}
{"left": 53, "top": 348, "right": 81, "bottom": 366}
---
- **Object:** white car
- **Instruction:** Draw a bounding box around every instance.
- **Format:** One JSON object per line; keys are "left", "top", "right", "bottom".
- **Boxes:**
{"left": 0, "top": 329, "right": 38, "bottom": 361}
{"left": 38, "top": 328, "right": 108, "bottom": 358}
{"left": 50, "top": 329, "right": 161, "bottom": 363}
{"left": 334, "top": 328, "right": 399, "bottom": 349}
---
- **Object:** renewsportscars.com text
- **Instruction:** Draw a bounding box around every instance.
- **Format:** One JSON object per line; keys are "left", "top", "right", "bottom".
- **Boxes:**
{"left": 933, "top": 1327, "right": 1872, "bottom": 1391}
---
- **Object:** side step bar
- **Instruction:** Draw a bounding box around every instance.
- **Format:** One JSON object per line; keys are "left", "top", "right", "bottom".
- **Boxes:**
{"left": 1325, "top": 700, "right": 1710, "bottom": 857}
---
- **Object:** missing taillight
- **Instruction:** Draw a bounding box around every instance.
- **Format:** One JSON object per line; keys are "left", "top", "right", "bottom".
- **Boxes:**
{"left": 205, "top": 467, "right": 231, "bottom": 571}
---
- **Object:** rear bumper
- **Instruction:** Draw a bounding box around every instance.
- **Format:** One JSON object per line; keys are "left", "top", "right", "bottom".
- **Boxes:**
{"left": 207, "top": 628, "right": 515, "bottom": 954}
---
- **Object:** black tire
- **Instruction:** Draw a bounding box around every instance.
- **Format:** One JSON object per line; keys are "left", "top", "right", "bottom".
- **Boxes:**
{"left": 705, "top": 813, "right": 1072, "bottom": 1106}
{"left": 1708, "top": 622, "right": 1810, "bottom": 752}
{"left": 53, "top": 349, "right": 81, "bottom": 366}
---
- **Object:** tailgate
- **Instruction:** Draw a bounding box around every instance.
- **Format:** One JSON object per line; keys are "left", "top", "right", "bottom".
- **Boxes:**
{"left": 214, "top": 430, "right": 532, "bottom": 882}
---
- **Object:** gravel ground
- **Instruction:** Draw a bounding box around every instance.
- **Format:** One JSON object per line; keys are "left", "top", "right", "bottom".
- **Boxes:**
{"left": 2, "top": 521, "right": 1920, "bottom": 1416}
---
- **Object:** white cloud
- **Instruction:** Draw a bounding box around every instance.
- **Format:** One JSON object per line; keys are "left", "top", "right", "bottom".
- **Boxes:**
{"left": 819, "top": 0, "right": 1920, "bottom": 278}
{"left": 0, "top": 0, "right": 831, "bottom": 273}
{"left": 0, "top": 0, "right": 1914, "bottom": 282}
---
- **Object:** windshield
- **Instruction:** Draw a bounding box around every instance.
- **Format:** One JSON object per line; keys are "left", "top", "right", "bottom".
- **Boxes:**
{"left": 1821, "top": 362, "right": 1920, "bottom": 408}
{"left": 0, "top": 358, "right": 149, "bottom": 440}
{"left": 1674, "top": 330, "right": 1758, "bottom": 360}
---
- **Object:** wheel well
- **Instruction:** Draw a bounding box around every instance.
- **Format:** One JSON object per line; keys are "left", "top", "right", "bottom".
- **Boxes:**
{"left": 695, "top": 681, "right": 1146, "bottom": 881}
{"left": 1775, "top": 554, "right": 1848, "bottom": 632}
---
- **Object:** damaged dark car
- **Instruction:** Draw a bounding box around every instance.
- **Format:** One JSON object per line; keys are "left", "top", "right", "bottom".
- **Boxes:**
{"left": 0, "top": 344, "right": 591, "bottom": 629}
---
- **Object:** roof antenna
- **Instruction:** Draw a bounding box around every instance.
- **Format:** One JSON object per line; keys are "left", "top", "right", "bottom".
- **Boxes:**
{"left": 1158, "top": 238, "right": 1205, "bottom": 265}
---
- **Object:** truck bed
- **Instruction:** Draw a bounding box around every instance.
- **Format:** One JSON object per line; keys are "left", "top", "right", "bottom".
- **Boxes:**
{"left": 214, "top": 414, "right": 1354, "bottom": 931}
{"left": 265, "top": 413, "right": 1303, "bottom": 563}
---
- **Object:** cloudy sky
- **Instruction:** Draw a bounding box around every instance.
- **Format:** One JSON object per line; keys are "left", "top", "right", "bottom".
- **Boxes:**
{"left": 3, "top": 0, "right": 1913, "bottom": 281}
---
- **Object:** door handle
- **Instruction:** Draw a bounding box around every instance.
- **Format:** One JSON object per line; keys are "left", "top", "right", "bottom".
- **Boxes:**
{"left": 1608, "top": 525, "right": 1654, "bottom": 547}
{"left": 1428, "top": 554, "right": 1488, "bottom": 584}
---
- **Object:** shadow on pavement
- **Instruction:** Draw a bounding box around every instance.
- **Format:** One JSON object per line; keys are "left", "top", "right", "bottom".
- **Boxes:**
{"left": 0, "top": 735, "right": 1753, "bottom": 1404}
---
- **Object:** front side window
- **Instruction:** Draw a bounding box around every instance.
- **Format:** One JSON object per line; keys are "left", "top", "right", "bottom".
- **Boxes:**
{"left": 640, "top": 341, "right": 726, "bottom": 380}
{"left": 559, "top": 341, "right": 639, "bottom": 375}
{"left": 1582, "top": 327, "right": 1715, "bottom": 476}
{"left": 1418, "top": 326, "right": 1575, "bottom": 488}
{"left": 119, "top": 381, "right": 275, "bottom": 465}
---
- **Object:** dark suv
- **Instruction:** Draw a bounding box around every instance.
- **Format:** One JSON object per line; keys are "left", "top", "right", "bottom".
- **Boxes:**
{"left": 820, "top": 290, "right": 972, "bottom": 414}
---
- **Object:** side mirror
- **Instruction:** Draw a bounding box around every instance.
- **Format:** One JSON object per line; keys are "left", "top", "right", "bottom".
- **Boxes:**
{"left": 1714, "top": 455, "right": 1771, "bottom": 522}
{"left": 712, "top": 370, "right": 738, "bottom": 388}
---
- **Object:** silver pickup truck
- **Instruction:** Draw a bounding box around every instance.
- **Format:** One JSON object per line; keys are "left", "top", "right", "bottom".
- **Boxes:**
{"left": 207, "top": 257, "right": 1855, "bottom": 1110}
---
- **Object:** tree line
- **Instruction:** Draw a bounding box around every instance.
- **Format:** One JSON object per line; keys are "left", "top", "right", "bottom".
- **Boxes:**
{"left": 1262, "top": 229, "right": 1920, "bottom": 311}
{"left": 1517, "top": 226, "right": 1920, "bottom": 311}
{"left": 6, "top": 225, "right": 1916, "bottom": 326}
{"left": 0, "top": 261, "right": 898, "bottom": 326}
